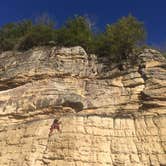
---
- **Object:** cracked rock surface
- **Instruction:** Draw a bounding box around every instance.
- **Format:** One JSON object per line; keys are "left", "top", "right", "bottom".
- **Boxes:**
{"left": 0, "top": 46, "right": 165, "bottom": 166}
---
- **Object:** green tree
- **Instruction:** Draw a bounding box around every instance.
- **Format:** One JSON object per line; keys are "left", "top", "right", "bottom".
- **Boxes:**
{"left": 17, "top": 15, "right": 56, "bottom": 50}
{"left": 96, "top": 14, "right": 146, "bottom": 61}
{"left": 0, "top": 23, "right": 20, "bottom": 51}
{"left": 0, "top": 14, "right": 147, "bottom": 59}
{"left": 18, "top": 24, "right": 56, "bottom": 50}
{"left": 0, "top": 15, "right": 56, "bottom": 51}
{"left": 56, "top": 16, "right": 94, "bottom": 53}
{"left": 0, "top": 20, "right": 33, "bottom": 51}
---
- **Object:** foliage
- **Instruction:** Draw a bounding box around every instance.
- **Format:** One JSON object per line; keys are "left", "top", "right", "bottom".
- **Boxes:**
{"left": 0, "top": 20, "right": 32, "bottom": 51}
{"left": 18, "top": 24, "right": 56, "bottom": 50}
{"left": 0, "top": 16, "right": 56, "bottom": 51}
{"left": 96, "top": 15, "right": 146, "bottom": 61}
{"left": 56, "top": 16, "right": 94, "bottom": 53}
{"left": 0, "top": 14, "right": 148, "bottom": 62}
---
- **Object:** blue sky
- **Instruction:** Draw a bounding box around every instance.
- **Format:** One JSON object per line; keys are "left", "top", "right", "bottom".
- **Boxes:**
{"left": 0, "top": 0, "right": 166, "bottom": 46}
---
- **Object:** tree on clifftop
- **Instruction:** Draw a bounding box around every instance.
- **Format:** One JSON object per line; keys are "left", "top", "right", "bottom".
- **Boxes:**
{"left": 0, "top": 14, "right": 147, "bottom": 62}
{"left": 96, "top": 14, "right": 146, "bottom": 61}
{"left": 56, "top": 16, "right": 94, "bottom": 53}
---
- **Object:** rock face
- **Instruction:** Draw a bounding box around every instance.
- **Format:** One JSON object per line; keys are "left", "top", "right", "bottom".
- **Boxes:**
{"left": 0, "top": 46, "right": 165, "bottom": 166}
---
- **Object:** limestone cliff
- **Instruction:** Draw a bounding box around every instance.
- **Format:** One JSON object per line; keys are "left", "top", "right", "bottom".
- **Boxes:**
{"left": 0, "top": 46, "right": 165, "bottom": 166}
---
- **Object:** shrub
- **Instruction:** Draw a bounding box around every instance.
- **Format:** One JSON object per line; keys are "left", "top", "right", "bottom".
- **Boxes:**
{"left": 18, "top": 24, "right": 56, "bottom": 50}
{"left": 56, "top": 16, "right": 94, "bottom": 53}
{"left": 96, "top": 14, "right": 146, "bottom": 61}
{"left": 0, "top": 14, "right": 147, "bottom": 62}
{"left": 0, "top": 17, "right": 56, "bottom": 51}
{"left": 0, "top": 21, "right": 33, "bottom": 51}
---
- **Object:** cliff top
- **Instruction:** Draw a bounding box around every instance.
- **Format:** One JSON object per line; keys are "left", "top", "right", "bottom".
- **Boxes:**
{"left": 0, "top": 46, "right": 165, "bottom": 124}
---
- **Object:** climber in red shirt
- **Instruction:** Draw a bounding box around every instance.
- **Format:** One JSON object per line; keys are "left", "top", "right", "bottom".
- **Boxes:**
{"left": 49, "top": 119, "right": 61, "bottom": 137}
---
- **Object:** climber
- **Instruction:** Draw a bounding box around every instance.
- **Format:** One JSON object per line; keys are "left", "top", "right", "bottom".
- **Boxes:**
{"left": 48, "top": 119, "right": 61, "bottom": 137}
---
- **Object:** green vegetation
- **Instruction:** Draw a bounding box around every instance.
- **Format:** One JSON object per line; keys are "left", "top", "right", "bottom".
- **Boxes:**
{"left": 18, "top": 24, "right": 56, "bottom": 50}
{"left": 56, "top": 16, "right": 94, "bottom": 53}
{"left": 0, "top": 20, "right": 33, "bottom": 51}
{"left": 0, "top": 14, "right": 147, "bottom": 61}
{"left": 95, "top": 15, "right": 146, "bottom": 61}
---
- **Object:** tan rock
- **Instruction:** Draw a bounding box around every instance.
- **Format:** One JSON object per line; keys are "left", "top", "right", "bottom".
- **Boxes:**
{"left": 0, "top": 47, "right": 165, "bottom": 165}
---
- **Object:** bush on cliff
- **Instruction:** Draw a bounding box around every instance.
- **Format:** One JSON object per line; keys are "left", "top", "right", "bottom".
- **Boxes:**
{"left": 16, "top": 15, "right": 56, "bottom": 50}
{"left": 0, "top": 15, "right": 56, "bottom": 51}
{"left": 56, "top": 16, "right": 94, "bottom": 53}
{"left": 95, "top": 15, "right": 146, "bottom": 61}
{"left": 18, "top": 24, "right": 56, "bottom": 50}
{"left": 0, "top": 20, "right": 33, "bottom": 51}
{"left": 0, "top": 14, "right": 147, "bottom": 62}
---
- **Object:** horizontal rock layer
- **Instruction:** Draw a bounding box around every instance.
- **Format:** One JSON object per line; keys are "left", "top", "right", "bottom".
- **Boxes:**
{"left": 0, "top": 46, "right": 165, "bottom": 166}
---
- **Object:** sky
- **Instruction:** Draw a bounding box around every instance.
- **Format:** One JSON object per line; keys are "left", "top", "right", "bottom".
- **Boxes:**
{"left": 0, "top": 0, "right": 166, "bottom": 46}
